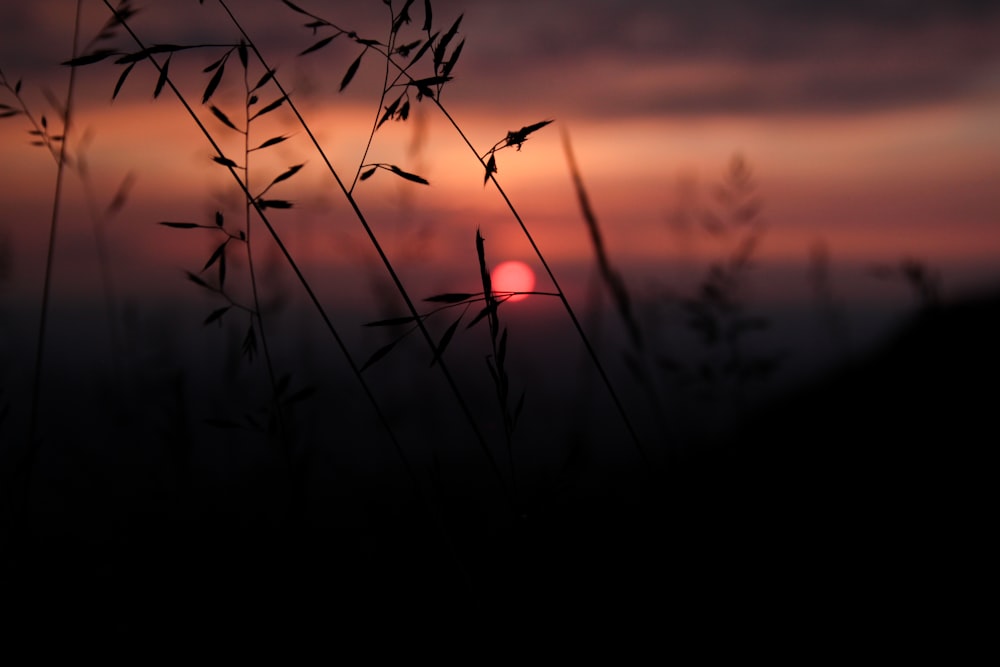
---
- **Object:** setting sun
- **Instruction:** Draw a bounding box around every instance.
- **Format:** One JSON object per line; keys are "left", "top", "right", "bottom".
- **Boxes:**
{"left": 491, "top": 260, "right": 536, "bottom": 302}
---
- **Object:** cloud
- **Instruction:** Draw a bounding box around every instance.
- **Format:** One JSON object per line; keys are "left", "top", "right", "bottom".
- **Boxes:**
{"left": 3, "top": 0, "right": 999, "bottom": 120}
{"left": 446, "top": 0, "right": 1000, "bottom": 117}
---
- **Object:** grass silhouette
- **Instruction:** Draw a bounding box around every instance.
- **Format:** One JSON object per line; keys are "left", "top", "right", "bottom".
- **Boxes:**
{"left": 0, "top": 0, "right": 990, "bottom": 646}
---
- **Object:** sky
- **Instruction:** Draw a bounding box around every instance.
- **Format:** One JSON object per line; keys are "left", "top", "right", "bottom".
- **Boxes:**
{"left": 1, "top": 0, "right": 999, "bottom": 316}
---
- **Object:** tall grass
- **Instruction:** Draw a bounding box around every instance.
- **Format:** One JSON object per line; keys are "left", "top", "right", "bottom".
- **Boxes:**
{"left": 58, "top": 0, "right": 651, "bottom": 496}
{"left": 4, "top": 0, "right": 646, "bottom": 601}
{"left": 0, "top": 0, "right": 777, "bottom": 549}
{"left": 2, "top": 0, "right": 974, "bottom": 636}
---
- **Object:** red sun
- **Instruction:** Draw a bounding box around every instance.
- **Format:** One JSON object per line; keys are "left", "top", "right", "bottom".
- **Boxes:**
{"left": 491, "top": 260, "right": 536, "bottom": 302}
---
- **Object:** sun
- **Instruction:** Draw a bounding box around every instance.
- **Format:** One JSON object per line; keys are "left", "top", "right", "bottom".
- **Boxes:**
{"left": 490, "top": 260, "right": 535, "bottom": 302}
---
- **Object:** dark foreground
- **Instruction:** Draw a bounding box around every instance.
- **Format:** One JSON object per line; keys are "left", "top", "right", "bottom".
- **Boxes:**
{"left": 2, "top": 293, "right": 995, "bottom": 648}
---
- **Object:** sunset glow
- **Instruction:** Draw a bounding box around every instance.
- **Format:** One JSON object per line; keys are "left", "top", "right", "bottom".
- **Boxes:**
{"left": 0, "top": 1, "right": 997, "bottom": 309}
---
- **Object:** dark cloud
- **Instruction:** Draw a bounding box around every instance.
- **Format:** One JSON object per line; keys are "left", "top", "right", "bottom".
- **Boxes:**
{"left": 2, "top": 1, "right": 998, "bottom": 119}
{"left": 446, "top": 0, "right": 1000, "bottom": 117}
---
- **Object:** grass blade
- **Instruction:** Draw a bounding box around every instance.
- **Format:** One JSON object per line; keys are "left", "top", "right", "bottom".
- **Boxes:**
{"left": 112, "top": 62, "right": 136, "bottom": 99}
{"left": 299, "top": 35, "right": 336, "bottom": 56}
{"left": 340, "top": 51, "right": 364, "bottom": 91}
{"left": 389, "top": 164, "right": 429, "bottom": 185}
{"left": 210, "top": 104, "right": 239, "bottom": 131}
{"left": 361, "top": 337, "right": 402, "bottom": 371}
{"left": 267, "top": 163, "right": 304, "bottom": 187}
{"left": 153, "top": 54, "right": 171, "bottom": 98}
{"left": 203, "top": 60, "right": 225, "bottom": 103}
{"left": 430, "top": 314, "right": 462, "bottom": 367}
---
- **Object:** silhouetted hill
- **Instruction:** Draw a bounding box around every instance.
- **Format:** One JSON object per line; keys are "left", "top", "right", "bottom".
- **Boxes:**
{"left": 695, "top": 287, "right": 998, "bottom": 505}
{"left": 659, "top": 289, "right": 998, "bottom": 638}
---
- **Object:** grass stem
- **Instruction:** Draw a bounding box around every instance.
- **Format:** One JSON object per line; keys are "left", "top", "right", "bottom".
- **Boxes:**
{"left": 24, "top": 0, "right": 84, "bottom": 507}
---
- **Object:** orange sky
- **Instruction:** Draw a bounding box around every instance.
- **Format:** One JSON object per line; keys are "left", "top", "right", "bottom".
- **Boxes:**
{"left": 1, "top": 0, "right": 999, "bottom": 313}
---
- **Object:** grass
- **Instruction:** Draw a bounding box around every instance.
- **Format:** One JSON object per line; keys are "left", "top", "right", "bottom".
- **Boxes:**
{"left": 0, "top": 0, "right": 988, "bottom": 644}
{"left": 3, "top": 0, "right": 83, "bottom": 525}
